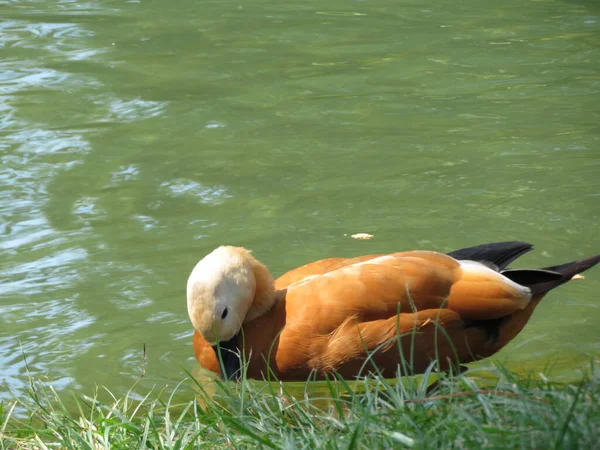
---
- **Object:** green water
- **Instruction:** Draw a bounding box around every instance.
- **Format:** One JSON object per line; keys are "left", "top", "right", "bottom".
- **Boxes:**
{"left": 1, "top": 0, "right": 599, "bottom": 403}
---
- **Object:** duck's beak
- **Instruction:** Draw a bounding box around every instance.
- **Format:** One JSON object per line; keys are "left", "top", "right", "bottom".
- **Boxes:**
{"left": 212, "top": 335, "right": 241, "bottom": 381}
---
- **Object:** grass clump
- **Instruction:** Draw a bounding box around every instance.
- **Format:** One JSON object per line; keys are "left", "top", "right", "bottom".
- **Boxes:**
{"left": 1, "top": 363, "right": 599, "bottom": 449}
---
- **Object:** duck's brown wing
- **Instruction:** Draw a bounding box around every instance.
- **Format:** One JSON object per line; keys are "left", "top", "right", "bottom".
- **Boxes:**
{"left": 262, "top": 251, "right": 531, "bottom": 378}
{"left": 282, "top": 251, "right": 531, "bottom": 335}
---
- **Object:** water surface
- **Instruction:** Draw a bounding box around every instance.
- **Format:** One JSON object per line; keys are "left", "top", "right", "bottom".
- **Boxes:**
{"left": 1, "top": 0, "right": 599, "bottom": 402}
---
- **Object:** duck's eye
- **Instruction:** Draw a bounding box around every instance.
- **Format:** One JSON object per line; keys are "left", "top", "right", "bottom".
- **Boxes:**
{"left": 221, "top": 307, "right": 228, "bottom": 320}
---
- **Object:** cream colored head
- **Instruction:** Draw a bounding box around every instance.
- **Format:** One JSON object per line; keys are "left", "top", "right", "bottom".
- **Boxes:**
{"left": 186, "top": 246, "right": 275, "bottom": 345}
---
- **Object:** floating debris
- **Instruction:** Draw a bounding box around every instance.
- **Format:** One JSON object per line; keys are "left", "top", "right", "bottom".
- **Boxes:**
{"left": 351, "top": 233, "right": 373, "bottom": 240}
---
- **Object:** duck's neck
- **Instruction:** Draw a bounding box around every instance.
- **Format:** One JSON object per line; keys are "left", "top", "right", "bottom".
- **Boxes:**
{"left": 244, "top": 258, "right": 277, "bottom": 323}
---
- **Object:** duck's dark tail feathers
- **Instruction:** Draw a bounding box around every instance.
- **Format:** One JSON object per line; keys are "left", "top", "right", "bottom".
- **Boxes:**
{"left": 447, "top": 241, "right": 600, "bottom": 297}
{"left": 501, "top": 254, "right": 600, "bottom": 296}
{"left": 447, "top": 241, "right": 533, "bottom": 270}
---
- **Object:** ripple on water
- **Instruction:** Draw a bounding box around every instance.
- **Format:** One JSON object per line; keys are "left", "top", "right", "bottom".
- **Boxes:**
{"left": 146, "top": 311, "right": 181, "bottom": 324}
{"left": 109, "top": 279, "right": 154, "bottom": 310}
{"left": 72, "top": 196, "right": 107, "bottom": 227}
{"left": 0, "top": 247, "right": 88, "bottom": 296}
{"left": 108, "top": 164, "right": 140, "bottom": 183}
{"left": 134, "top": 214, "right": 162, "bottom": 230}
{"left": 0, "top": 66, "right": 72, "bottom": 92}
{"left": 0, "top": 296, "right": 95, "bottom": 398}
{"left": 0, "top": 128, "right": 91, "bottom": 254}
{"left": 0, "top": 7, "right": 113, "bottom": 60}
{"left": 106, "top": 98, "right": 168, "bottom": 122}
{"left": 160, "top": 179, "right": 232, "bottom": 204}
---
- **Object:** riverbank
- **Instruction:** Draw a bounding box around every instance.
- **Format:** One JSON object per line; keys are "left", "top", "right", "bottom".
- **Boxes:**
{"left": 2, "top": 363, "right": 598, "bottom": 449}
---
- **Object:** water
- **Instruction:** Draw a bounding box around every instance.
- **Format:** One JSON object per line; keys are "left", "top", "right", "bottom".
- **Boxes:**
{"left": 1, "top": 0, "right": 599, "bottom": 403}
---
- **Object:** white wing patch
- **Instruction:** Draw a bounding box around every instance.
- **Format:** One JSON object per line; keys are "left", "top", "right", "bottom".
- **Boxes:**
{"left": 287, "top": 255, "right": 399, "bottom": 289}
{"left": 459, "top": 259, "right": 532, "bottom": 303}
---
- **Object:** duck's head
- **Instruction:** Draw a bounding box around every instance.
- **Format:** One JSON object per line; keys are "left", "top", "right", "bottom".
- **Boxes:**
{"left": 186, "top": 246, "right": 275, "bottom": 345}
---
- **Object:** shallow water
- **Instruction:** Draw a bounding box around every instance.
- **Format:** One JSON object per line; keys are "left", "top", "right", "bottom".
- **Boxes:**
{"left": 1, "top": 0, "right": 599, "bottom": 403}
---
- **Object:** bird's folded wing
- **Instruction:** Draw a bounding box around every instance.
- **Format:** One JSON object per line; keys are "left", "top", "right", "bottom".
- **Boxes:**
{"left": 285, "top": 251, "right": 532, "bottom": 336}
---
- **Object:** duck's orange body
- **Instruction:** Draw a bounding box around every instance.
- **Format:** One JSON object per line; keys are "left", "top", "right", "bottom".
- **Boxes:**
{"left": 189, "top": 242, "right": 599, "bottom": 381}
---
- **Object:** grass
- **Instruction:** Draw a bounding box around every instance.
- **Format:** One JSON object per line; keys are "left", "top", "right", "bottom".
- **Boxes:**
{"left": 1, "top": 361, "right": 599, "bottom": 450}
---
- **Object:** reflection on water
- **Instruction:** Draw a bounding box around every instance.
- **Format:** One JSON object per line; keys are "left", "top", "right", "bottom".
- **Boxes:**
{"left": 1, "top": 0, "right": 599, "bottom": 405}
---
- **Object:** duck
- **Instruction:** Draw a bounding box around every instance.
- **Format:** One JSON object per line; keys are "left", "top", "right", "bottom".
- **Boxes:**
{"left": 186, "top": 241, "right": 599, "bottom": 381}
